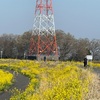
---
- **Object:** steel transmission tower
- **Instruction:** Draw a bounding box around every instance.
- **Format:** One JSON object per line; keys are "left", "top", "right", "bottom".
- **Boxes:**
{"left": 29, "top": 0, "right": 58, "bottom": 60}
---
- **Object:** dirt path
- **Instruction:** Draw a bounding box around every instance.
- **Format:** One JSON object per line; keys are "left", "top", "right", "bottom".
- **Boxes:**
{"left": 0, "top": 70, "right": 29, "bottom": 100}
{"left": 87, "top": 67, "right": 100, "bottom": 100}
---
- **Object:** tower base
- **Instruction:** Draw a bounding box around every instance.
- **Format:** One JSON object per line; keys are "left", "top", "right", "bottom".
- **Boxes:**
{"left": 27, "top": 55, "right": 59, "bottom": 61}
{"left": 37, "top": 55, "right": 59, "bottom": 61}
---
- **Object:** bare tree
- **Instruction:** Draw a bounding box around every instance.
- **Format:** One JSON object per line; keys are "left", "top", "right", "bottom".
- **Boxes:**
{"left": 1, "top": 30, "right": 100, "bottom": 61}
{"left": 0, "top": 34, "right": 17, "bottom": 58}
{"left": 56, "top": 30, "right": 76, "bottom": 60}
{"left": 74, "top": 38, "right": 90, "bottom": 61}
{"left": 16, "top": 31, "right": 32, "bottom": 58}
{"left": 89, "top": 39, "right": 100, "bottom": 60}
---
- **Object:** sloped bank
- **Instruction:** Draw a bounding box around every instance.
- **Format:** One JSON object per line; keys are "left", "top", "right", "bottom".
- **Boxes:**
{"left": 86, "top": 67, "right": 100, "bottom": 99}
{"left": 0, "top": 60, "right": 94, "bottom": 100}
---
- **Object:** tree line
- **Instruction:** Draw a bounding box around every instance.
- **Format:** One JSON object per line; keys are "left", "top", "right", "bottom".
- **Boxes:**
{"left": 0, "top": 30, "right": 100, "bottom": 61}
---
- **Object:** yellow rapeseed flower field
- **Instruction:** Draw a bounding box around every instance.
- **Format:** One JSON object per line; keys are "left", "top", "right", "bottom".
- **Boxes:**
{"left": 0, "top": 69, "right": 13, "bottom": 92}
{"left": 0, "top": 59, "right": 96, "bottom": 100}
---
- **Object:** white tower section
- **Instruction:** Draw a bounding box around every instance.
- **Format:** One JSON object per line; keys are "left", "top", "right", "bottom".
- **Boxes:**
{"left": 33, "top": 0, "right": 55, "bottom": 36}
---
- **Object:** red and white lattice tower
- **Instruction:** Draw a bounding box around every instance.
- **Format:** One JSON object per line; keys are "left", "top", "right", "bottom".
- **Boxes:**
{"left": 29, "top": 0, "right": 58, "bottom": 60}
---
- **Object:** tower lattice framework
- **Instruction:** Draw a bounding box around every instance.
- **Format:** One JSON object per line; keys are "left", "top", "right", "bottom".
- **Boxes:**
{"left": 29, "top": 0, "right": 58, "bottom": 60}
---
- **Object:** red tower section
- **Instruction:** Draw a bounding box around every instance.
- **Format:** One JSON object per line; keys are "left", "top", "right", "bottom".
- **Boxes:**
{"left": 29, "top": 0, "right": 58, "bottom": 60}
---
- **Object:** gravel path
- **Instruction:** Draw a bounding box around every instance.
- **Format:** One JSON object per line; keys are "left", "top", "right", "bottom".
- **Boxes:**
{"left": 0, "top": 70, "right": 29, "bottom": 100}
{"left": 87, "top": 67, "right": 100, "bottom": 100}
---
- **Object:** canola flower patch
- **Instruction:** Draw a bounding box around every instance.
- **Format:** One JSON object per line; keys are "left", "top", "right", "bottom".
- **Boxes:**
{"left": 27, "top": 64, "right": 92, "bottom": 100}
{"left": 91, "top": 62, "right": 100, "bottom": 68}
{"left": 0, "top": 69, "right": 13, "bottom": 92}
{"left": 0, "top": 59, "right": 94, "bottom": 100}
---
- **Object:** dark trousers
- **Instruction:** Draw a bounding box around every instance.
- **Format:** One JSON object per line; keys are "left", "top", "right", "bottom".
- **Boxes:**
{"left": 84, "top": 62, "right": 87, "bottom": 67}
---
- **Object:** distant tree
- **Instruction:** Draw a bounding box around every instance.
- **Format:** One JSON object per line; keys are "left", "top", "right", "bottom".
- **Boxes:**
{"left": 73, "top": 38, "right": 90, "bottom": 61}
{"left": 89, "top": 39, "right": 100, "bottom": 60}
{"left": 56, "top": 30, "right": 76, "bottom": 60}
{"left": 0, "top": 34, "right": 17, "bottom": 58}
{"left": 1, "top": 30, "right": 100, "bottom": 61}
{"left": 16, "top": 31, "right": 32, "bottom": 58}
{"left": 0, "top": 31, "right": 32, "bottom": 58}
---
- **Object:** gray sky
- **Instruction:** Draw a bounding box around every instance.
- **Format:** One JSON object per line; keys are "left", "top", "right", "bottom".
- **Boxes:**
{"left": 0, "top": 0, "right": 100, "bottom": 39}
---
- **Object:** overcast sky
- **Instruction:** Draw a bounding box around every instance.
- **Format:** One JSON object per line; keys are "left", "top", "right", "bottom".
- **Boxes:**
{"left": 0, "top": 0, "right": 100, "bottom": 39}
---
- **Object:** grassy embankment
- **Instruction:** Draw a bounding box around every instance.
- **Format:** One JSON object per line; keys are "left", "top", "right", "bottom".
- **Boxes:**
{"left": 0, "top": 59, "right": 95, "bottom": 100}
